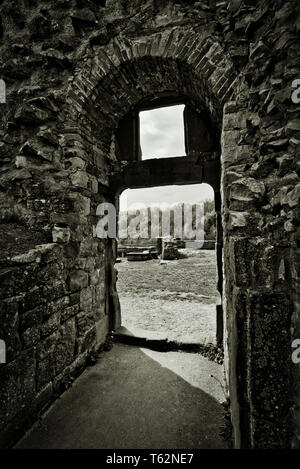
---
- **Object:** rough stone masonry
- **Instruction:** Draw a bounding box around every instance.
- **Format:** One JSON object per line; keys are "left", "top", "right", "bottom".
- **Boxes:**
{"left": 0, "top": 0, "right": 299, "bottom": 449}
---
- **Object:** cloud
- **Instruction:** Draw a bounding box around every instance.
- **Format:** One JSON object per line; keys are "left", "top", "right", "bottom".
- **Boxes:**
{"left": 120, "top": 184, "right": 214, "bottom": 211}
{"left": 140, "top": 105, "right": 186, "bottom": 158}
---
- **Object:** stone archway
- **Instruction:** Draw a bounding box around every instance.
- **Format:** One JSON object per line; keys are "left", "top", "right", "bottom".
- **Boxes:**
{"left": 59, "top": 32, "right": 296, "bottom": 448}
{"left": 59, "top": 31, "right": 241, "bottom": 442}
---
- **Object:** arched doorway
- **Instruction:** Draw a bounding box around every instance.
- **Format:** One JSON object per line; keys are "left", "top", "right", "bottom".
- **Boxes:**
{"left": 110, "top": 97, "right": 223, "bottom": 345}
{"left": 61, "top": 35, "right": 240, "bottom": 443}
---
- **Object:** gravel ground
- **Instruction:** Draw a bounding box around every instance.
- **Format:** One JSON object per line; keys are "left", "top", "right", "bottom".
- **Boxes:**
{"left": 116, "top": 249, "right": 219, "bottom": 344}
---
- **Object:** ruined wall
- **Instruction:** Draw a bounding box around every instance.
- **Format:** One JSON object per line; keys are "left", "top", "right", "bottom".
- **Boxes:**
{"left": 0, "top": 0, "right": 114, "bottom": 446}
{"left": 220, "top": 2, "right": 300, "bottom": 447}
{"left": 0, "top": 0, "right": 299, "bottom": 448}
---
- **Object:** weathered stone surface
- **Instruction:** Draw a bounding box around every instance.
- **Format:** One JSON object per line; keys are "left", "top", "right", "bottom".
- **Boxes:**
{"left": 43, "top": 296, "right": 69, "bottom": 322}
{"left": 52, "top": 318, "right": 76, "bottom": 376}
{"left": 0, "top": 349, "right": 36, "bottom": 430}
{"left": 0, "top": 297, "right": 22, "bottom": 362}
{"left": 36, "top": 318, "right": 76, "bottom": 390}
{"left": 162, "top": 238, "right": 180, "bottom": 260}
{"left": 22, "top": 286, "right": 41, "bottom": 312}
{"left": 19, "top": 306, "right": 42, "bottom": 332}
{"left": 61, "top": 303, "right": 80, "bottom": 323}
{"left": 248, "top": 292, "right": 293, "bottom": 448}
{"left": 0, "top": 265, "right": 38, "bottom": 298}
{"left": 76, "top": 325, "right": 96, "bottom": 355}
{"left": 79, "top": 287, "right": 93, "bottom": 313}
{"left": 68, "top": 270, "right": 89, "bottom": 292}
{"left": 42, "top": 281, "right": 66, "bottom": 302}
{"left": 52, "top": 225, "right": 71, "bottom": 244}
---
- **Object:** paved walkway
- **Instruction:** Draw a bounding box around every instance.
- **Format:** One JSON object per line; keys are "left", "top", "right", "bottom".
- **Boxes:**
{"left": 15, "top": 343, "right": 228, "bottom": 449}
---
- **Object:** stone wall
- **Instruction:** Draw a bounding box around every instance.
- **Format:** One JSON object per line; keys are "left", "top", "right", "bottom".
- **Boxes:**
{"left": 219, "top": 4, "right": 300, "bottom": 445}
{"left": 0, "top": 233, "right": 109, "bottom": 447}
{"left": 0, "top": 0, "right": 299, "bottom": 448}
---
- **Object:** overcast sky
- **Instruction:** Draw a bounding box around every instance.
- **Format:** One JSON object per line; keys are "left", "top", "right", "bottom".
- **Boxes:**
{"left": 120, "top": 105, "right": 214, "bottom": 211}
{"left": 140, "top": 104, "right": 186, "bottom": 159}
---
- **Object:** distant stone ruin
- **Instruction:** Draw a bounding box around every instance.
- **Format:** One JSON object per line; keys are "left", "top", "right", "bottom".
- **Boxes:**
{"left": 161, "top": 238, "right": 180, "bottom": 260}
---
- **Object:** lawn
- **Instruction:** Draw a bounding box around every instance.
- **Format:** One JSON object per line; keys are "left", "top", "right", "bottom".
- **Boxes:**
{"left": 116, "top": 249, "right": 219, "bottom": 344}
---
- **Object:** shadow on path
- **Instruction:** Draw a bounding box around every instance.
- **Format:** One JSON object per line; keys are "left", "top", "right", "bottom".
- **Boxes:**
{"left": 15, "top": 343, "right": 228, "bottom": 449}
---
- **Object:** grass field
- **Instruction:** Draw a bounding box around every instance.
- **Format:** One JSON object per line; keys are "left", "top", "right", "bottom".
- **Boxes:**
{"left": 116, "top": 249, "right": 218, "bottom": 344}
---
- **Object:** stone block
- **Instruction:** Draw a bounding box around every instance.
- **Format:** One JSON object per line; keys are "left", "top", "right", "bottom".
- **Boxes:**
{"left": 40, "top": 313, "right": 60, "bottom": 339}
{"left": 22, "top": 325, "right": 40, "bottom": 348}
{"left": 20, "top": 139, "right": 54, "bottom": 162}
{"left": 42, "top": 281, "right": 66, "bottom": 302}
{"left": 93, "top": 284, "right": 106, "bottom": 320}
{"left": 52, "top": 225, "right": 71, "bottom": 244}
{"left": 43, "top": 296, "right": 70, "bottom": 321}
{"left": 68, "top": 270, "right": 89, "bottom": 292}
{"left": 0, "top": 349, "right": 36, "bottom": 429}
{"left": 76, "top": 325, "right": 96, "bottom": 355}
{"left": 65, "top": 156, "right": 86, "bottom": 170}
{"left": 221, "top": 129, "right": 240, "bottom": 149}
{"left": 230, "top": 177, "right": 265, "bottom": 201}
{"left": 22, "top": 286, "right": 41, "bottom": 312}
{"left": 69, "top": 292, "right": 80, "bottom": 306}
{"left": 0, "top": 266, "right": 38, "bottom": 299}
{"left": 76, "top": 311, "right": 95, "bottom": 337}
{"left": 52, "top": 318, "right": 76, "bottom": 377}
{"left": 36, "top": 318, "right": 76, "bottom": 388}
{"left": 79, "top": 238, "right": 99, "bottom": 257}
{"left": 61, "top": 303, "right": 80, "bottom": 323}
{"left": 228, "top": 211, "right": 247, "bottom": 228}
{"left": 70, "top": 170, "right": 89, "bottom": 188}
{"left": 15, "top": 156, "right": 27, "bottom": 168}
{"left": 0, "top": 297, "right": 22, "bottom": 362}
{"left": 74, "top": 195, "right": 91, "bottom": 216}
{"left": 90, "top": 268, "right": 100, "bottom": 285}
{"left": 19, "top": 306, "right": 42, "bottom": 332}
{"left": 80, "top": 287, "right": 93, "bottom": 312}
{"left": 95, "top": 316, "right": 109, "bottom": 348}
{"left": 36, "top": 355, "right": 53, "bottom": 391}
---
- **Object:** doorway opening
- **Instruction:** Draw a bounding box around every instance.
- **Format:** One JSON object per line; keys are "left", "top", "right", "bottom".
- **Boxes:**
{"left": 107, "top": 91, "right": 228, "bottom": 447}
{"left": 116, "top": 183, "right": 219, "bottom": 345}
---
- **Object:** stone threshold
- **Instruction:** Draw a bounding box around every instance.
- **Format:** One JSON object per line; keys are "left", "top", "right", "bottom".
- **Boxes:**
{"left": 112, "top": 326, "right": 210, "bottom": 353}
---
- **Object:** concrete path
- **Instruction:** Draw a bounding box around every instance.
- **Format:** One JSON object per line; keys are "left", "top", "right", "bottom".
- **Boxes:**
{"left": 15, "top": 343, "right": 228, "bottom": 449}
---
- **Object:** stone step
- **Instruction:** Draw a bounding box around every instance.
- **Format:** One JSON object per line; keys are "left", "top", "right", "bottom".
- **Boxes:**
{"left": 112, "top": 326, "right": 210, "bottom": 353}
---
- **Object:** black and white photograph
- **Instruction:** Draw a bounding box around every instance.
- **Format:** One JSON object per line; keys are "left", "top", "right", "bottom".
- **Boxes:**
{"left": 0, "top": 0, "right": 299, "bottom": 454}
